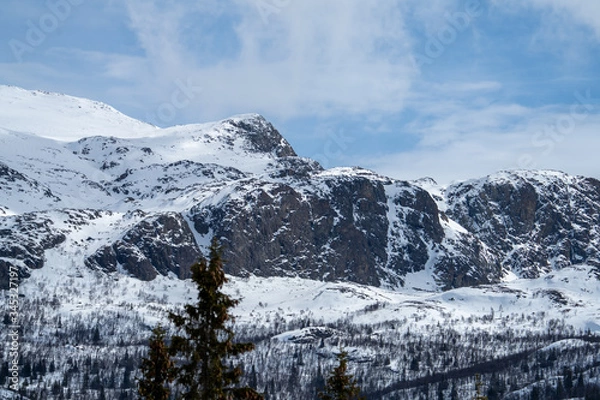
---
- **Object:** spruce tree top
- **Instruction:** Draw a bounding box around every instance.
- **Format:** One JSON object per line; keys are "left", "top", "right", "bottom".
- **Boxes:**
{"left": 319, "top": 350, "right": 365, "bottom": 400}
{"left": 168, "top": 237, "right": 263, "bottom": 400}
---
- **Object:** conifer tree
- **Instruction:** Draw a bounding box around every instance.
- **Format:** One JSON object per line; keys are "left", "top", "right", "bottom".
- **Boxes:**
{"left": 138, "top": 324, "right": 175, "bottom": 400}
{"left": 168, "top": 238, "right": 263, "bottom": 400}
{"left": 318, "top": 350, "right": 364, "bottom": 400}
{"left": 473, "top": 374, "right": 488, "bottom": 400}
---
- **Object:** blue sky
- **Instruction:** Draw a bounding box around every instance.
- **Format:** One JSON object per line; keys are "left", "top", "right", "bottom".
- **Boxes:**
{"left": 1, "top": 0, "right": 599, "bottom": 184}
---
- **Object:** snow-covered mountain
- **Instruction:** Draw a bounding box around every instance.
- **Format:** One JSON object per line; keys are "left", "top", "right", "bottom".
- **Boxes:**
{"left": 0, "top": 85, "right": 158, "bottom": 141}
{"left": 1, "top": 85, "right": 600, "bottom": 399}
{"left": 1, "top": 85, "right": 599, "bottom": 292}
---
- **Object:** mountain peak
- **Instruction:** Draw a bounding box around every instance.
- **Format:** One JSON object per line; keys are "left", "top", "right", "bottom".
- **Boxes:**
{"left": 221, "top": 113, "right": 297, "bottom": 158}
{"left": 0, "top": 85, "right": 157, "bottom": 141}
{"left": 0, "top": 85, "right": 297, "bottom": 160}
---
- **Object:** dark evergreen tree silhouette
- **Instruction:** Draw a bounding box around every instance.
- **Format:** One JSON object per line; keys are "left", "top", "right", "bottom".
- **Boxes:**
{"left": 138, "top": 324, "right": 175, "bottom": 400}
{"left": 318, "top": 350, "right": 364, "bottom": 400}
{"left": 474, "top": 374, "right": 488, "bottom": 400}
{"left": 168, "top": 238, "right": 263, "bottom": 400}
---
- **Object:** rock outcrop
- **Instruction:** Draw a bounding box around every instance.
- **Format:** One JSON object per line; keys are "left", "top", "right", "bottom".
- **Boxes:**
{"left": 445, "top": 171, "right": 600, "bottom": 279}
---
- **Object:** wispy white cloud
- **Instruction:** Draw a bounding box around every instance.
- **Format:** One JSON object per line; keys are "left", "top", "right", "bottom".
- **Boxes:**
{"left": 364, "top": 99, "right": 600, "bottom": 184}
{"left": 112, "top": 0, "right": 600, "bottom": 182}
{"left": 528, "top": 0, "right": 600, "bottom": 39}
{"left": 429, "top": 81, "right": 503, "bottom": 93}
{"left": 492, "top": 0, "right": 600, "bottom": 41}
{"left": 123, "top": 1, "right": 190, "bottom": 77}
{"left": 44, "top": 47, "right": 148, "bottom": 80}
{"left": 115, "top": 0, "right": 416, "bottom": 121}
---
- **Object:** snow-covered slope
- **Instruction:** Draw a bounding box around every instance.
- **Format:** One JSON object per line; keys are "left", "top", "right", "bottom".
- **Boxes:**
{"left": 0, "top": 85, "right": 158, "bottom": 141}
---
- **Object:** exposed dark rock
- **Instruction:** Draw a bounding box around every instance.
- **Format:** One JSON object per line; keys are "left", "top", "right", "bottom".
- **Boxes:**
{"left": 446, "top": 172, "right": 600, "bottom": 278}
{"left": 0, "top": 162, "right": 61, "bottom": 204}
{"left": 0, "top": 214, "right": 66, "bottom": 289}
{"left": 385, "top": 184, "right": 442, "bottom": 279}
{"left": 85, "top": 212, "right": 201, "bottom": 280}
{"left": 113, "top": 240, "right": 158, "bottom": 281}
{"left": 384, "top": 182, "right": 502, "bottom": 289}
{"left": 188, "top": 173, "right": 501, "bottom": 289}
{"left": 0, "top": 162, "right": 28, "bottom": 183}
{"left": 434, "top": 235, "right": 501, "bottom": 290}
{"left": 267, "top": 157, "right": 323, "bottom": 179}
{"left": 190, "top": 175, "right": 389, "bottom": 286}
{"left": 85, "top": 245, "right": 118, "bottom": 273}
{"left": 226, "top": 114, "right": 297, "bottom": 157}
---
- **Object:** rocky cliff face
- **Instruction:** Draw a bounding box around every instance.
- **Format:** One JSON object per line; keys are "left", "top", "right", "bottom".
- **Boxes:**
{"left": 85, "top": 212, "right": 201, "bottom": 281}
{"left": 189, "top": 171, "right": 390, "bottom": 286}
{"left": 0, "top": 213, "right": 65, "bottom": 288}
{"left": 1, "top": 98, "right": 599, "bottom": 290}
{"left": 445, "top": 171, "right": 600, "bottom": 279}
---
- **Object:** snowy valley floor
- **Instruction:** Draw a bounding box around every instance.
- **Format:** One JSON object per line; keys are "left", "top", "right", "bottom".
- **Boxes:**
{"left": 2, "top": 259, "right": 600, "bottom": 399}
